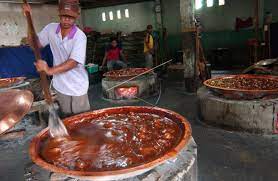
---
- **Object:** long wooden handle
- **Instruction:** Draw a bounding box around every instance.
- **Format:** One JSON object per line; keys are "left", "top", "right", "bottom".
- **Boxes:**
{"left": 23, "top": 0, "right": 53, "bottom": 104}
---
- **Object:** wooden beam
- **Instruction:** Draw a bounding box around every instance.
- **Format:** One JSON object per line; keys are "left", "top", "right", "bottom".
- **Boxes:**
{"left": 180, "top": 0, "right": 197, "bottom": 92}
{"left": 44, "top": 0, "right": 154, "bottom": 7}
{"left": 254, "top": 0, "right": 259, "bottom": 62}
{"left": 81, "top": 0, "right": 154, "bottom": 9}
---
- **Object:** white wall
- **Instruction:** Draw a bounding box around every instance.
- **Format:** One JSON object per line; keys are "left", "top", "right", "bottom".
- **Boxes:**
{"left": 0, "top": 3, "right": 59, "bottom": 46}
{"left": 196, "top": 0, "right": 264, "bottom": 32}
{"left": 82, "top": 2, "right": 156, "bottom": 33}
{"left": 264, "top": 0, "right": 278, "bottom": 22}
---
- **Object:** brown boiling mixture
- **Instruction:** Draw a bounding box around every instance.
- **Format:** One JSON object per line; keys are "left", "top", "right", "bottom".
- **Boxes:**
{"left": 104, "top": 68, "right": 151, "bottom": 78}
{"left": 208, "top": 77, "right": 278, "bottom": 90}
{"left": 40, "top": 112, "right": 183, "bottom": 172}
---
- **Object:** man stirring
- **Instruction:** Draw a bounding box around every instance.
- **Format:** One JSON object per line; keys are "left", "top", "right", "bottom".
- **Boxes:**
{"left": 22, "top": 0, "right": 90, "bottom": 117}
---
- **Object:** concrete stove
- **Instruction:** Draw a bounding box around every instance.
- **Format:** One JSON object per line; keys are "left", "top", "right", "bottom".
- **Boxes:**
{"left": 102, "top": 69, "right": 159, "bottom": 102}
{"left": 198, "top": 75, "right": 278, "bottom": 134}
{"left": 198, "top": 86, "right": 278, "bottom": 134}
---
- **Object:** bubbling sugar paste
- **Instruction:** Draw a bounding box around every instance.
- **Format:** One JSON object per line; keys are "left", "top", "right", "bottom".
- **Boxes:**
{"left": 40, "top": 112, "right": 183, "bottom": 171}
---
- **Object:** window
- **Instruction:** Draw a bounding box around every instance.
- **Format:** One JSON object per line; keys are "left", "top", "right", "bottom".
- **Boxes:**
{"left": 109, "top": 11, "right": 113, "bottom": 20}
{"left": 102, "top": 12, "right": 106, "bottom": 22}
{"left": 117, "top": 10, "right": 121, "bottom": 19}
{"left": 207, "top": 0, "right": 213, "bottom": 7}
{"left": 195, "top": 0, "right": 202, "bottom": 10}
{"left": 102, "top": 9, "right": 129, "bottom": 22}
{"left": 219, "top": 0, "right": 225, "bottom": 6}
{"left": 125, "top": 9, "right": 129, "bottom": 18}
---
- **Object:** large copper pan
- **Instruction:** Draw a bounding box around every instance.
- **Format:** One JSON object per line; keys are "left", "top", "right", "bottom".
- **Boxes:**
{"left": 0, "top": 89, "right": 34, "bottom": 135}
{"left": 103, "top": 68, "right": 152, "bottom": 80}
{"left": 0, "top": 77, "right": 26, "bottom": 89}
{"left": 204, "top": 74, "right": 278, "bottom": 99}
{"left": 29, "top": 106, "right": 192, "bottom": 180}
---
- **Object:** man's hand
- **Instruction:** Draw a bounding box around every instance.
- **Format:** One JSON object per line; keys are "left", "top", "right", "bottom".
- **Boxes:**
{"left": 35, "top": 59, "right": 78, "bottom": 76}
{"left": 149, "top": 49, "right": 154, "bottom": 55}
{"left": 22, "top": 4, "right": 32, "bottom": 16}
{"left": 34, "top": 60, "right": 49, "bottom": 74}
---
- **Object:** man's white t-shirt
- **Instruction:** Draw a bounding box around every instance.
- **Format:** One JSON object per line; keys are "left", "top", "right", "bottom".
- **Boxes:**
{"left": 38, "top": 23, "right": 88, "bottom": 96}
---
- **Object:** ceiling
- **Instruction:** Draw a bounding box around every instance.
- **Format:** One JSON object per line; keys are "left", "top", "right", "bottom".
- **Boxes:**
{"left": 0, "top": 0, "right": 153, "bottom": 8}
{"left": 45, "top": 0, "right": 153, "bottom": 9}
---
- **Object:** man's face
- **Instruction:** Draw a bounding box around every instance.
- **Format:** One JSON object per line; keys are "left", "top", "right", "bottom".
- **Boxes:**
{"left": 60, "top": 15, "right": 76, "bottom": 29}
{"left": 147, "top": 28, "right": 153, "bottom": 33}
{"left": 111, "top": 40, "right": 118, "bottom": 48}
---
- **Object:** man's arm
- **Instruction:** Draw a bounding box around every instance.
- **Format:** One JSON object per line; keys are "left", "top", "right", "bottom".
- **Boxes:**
{"left": 145, "top": 33, "right": 151, "bottom": 49}
{"left": 145, "top": 33, "right": 153, "bottom": 52}
{"left": 35, "top": 59, "right": 78, "bottom": 76}
{"left": 101, "top": 52, "right": 108, "bottom": 67}
{"left": 120, "top": 50, "right": 127, "bottom": 62}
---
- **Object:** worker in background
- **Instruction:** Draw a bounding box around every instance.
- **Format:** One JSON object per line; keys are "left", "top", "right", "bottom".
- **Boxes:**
{"left": 144, "top": 25, "right": 154, "bottom": 68}
{"left": 22, "top": 0, "right": 90, "bottom": 117}
{"left": 101, "top": 37, "right": 127, "bottom": 71}
{"left": 116, "top": 31, "right": 123, "bottom": 49}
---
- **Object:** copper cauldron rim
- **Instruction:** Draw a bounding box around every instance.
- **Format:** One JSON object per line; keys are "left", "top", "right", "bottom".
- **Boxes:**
{"left": 0, "top": 89, "right": 34, "bottom": 135}
{"left": 29, "top": 106, "right": 192, "bottom": 180}
{"left": 0, "top": 77, "right": 26, "bottom": 89}
{"left": 103, "top": 68, "right": 153, "bottom": 80}
{"left": 204, "top": 74, "right": 278, "bottom": 93}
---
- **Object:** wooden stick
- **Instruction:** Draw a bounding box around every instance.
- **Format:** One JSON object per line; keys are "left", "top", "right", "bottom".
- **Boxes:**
{"left": 23, "top": 0, "right": 53, "bottom": 105}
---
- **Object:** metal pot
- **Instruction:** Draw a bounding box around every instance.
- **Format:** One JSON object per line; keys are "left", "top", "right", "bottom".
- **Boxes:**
{"left": 29, "top": 106, "right": 192, "bottom": 181}
{"left": 204, "top": 74, "right": 278, "bottom": 99}
{"left": 0, "top": 89, "right": 34, "bottom": 135}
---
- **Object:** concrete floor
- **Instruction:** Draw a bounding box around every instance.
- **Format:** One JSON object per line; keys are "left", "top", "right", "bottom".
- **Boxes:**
{"left": 0, "top": 80, "right": 278, "bottom": 181}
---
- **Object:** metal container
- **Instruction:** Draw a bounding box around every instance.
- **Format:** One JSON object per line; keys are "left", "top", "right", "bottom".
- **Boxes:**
{"left": 103, "top": 68, "right": 152, "bottom": 80}
{"left": 29, "top": 106, "right": 192, "bottom": 181}
{"left": 204, "top": 74, "right": 278, "bottom": 99}
{"left": 0, "top": 89, "right": 34, "bottom": 135}
{"left": 0, "top": 77, "right": 26, "bottom": 89}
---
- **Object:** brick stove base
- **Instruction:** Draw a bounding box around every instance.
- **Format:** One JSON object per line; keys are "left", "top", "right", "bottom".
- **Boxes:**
{"left": 102, "top": 74, "right": 158, "bottom": 101}
{"left": 198, "top": 86, "right": 278, "bottom": 134}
